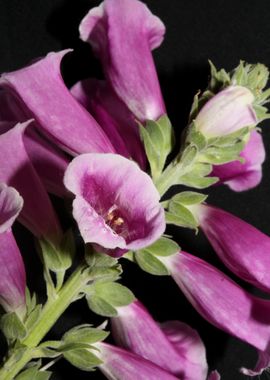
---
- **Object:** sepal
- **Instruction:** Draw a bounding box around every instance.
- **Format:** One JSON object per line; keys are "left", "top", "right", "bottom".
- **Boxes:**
{"left": 86, "top": 282, "right": 135, "bottom": 317}
{"left": 0, "top": 312, "right": 27, "bottom": 342}
{"left": 15, "top": 364, "right": 52, "bottom": 380}
{"left": 139, "top": 115, "right": 174, "bottom": 180}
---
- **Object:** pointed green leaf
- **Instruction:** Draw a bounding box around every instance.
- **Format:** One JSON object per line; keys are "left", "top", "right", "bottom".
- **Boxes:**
{"left": 93, "top": 282, "right": 135, "bottom": 307}
{"left": 63, "top": 325, "right": 109, "bottom": 345}
{"left": 134, "top": 251, "right": 169, "bottom": 276}
{"left": 86, "top": 295, "right": 118, "bottom": 317}
{"left": 1, "top": 312, "right": 27, "bottom": 341}
{"left": 166, "top": 203, "right": 198, "bottom": 229}
{"left": 140, "top": 237, "right": 180, "bottom": 257}
{"left": 63, "top": 349, "right": 102, "bottom": 371}
{"left": 171, "top": 191, "right": 207, "bottom": 206}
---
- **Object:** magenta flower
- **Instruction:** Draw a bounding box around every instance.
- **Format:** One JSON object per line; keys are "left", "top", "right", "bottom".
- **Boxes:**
{"left": 0, "top": 184, "right": 26, "bottom": 313}
{"left": 0, "top": 88, "right": 69, "bottom": 197}
{"left": 95, "top": 342, "right": 179, "bottom": 380}
{"left": 212, "top": 130, "right": 265, "bottom": 191}
{"left": 63, "top": 153, "right": 165, "bottom": 257}
{"left": 71, "top": 79, "right": 146, "bottom": 169}
{"left": 0, "top": 50, "right": 115, "bottom": 156}
{"left": 111, "top": 300, "right": 208, "bottom": 379}
{"left": 193, "top": 203, "right": 270, "bottom": 293}
{"left": 164, "top": 251, "right": 270, "bottom": 376}
{"left": 79, "top": 0, "right": 166, "bottom": 122}
{"left": 195, "top": 86, "right": 257, "bottom": 137}
{"left": 0, "top": 121, "right": 62, "bottom": 242}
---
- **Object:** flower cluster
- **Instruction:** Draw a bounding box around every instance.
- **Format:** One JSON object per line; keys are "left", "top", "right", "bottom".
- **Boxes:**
{"left": 0, "top": 0, "right": 270, "bottom": 379}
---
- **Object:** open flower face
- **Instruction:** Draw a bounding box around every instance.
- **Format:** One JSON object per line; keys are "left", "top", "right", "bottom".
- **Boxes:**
{"left": 64, "top": 153, "right": 165, "bottom": 257}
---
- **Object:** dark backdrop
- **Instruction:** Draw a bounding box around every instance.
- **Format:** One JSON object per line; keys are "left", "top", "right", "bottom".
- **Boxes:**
{"left": 1, "top": 1, "right": 270, "bottom": 379}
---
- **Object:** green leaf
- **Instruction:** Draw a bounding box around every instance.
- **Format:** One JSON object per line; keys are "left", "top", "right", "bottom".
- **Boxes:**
{"left": 63, "top": 325, "right": 109, "bottom": 345}
{"left": 185, "top": 123, "right": 207, "bottom": 150}
{"left": 16, "top": 367, "right": 51, "bottom": 380}
{"left": 94, "top": 282, "right": 135, "bottom": 307}
{"left": 179, "top": 145, "right": 198, "bottom": 168}
{"left": 139, "top": 115, "right": 174, "bottom": 179}
{"left": 85, "top": 246, "right": 118, "bottom": 269}
{"left": 63, "top": 349, "right": 102, "bottom": 371}
{"left": 25, "top": 305, "right": 42, "bottom": 330}
{"left": 39, "top": 232, "right": 74, "bottom": 273}
{"left": 1, "top": 312, "right": 27, "bottom": 341}
{"left": 134, "top": 250, "right": 169, "bottom": 276}
{"left": 86, "top": 295, "right": 118, "bottom": 317}
{"left": 179, "top": 174, "right": 218, "bottom": 189}
{"left": 171, "top": 191, "right": 207, "bottom": 206}
{"left": 166, "top": 204, "right": 198, "bottom": 230}
{"left": 139, "top": 237, "right": 180, "bottom": 257}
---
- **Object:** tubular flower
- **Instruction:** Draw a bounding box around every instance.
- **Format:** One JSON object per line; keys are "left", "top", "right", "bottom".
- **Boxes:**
{"left": 164, "top": 251, "right": 270, "bottom": 376}
{"left": 63, "top": 153, "right": 165, "bottom": 257}
{"left": 0, "top": 184, "right": 26, "bottom": 313}
{"left": 94, "top": 342, "right": 180, "bottom": 380}
{"left": 0, "top": 88, "right": 69, "bottom": 197}
{"left": 212, "top": 130, "right": 265, "bottom": 191}
{"left": 0, "top": 121, "right": 62, "bottom": 242}
{"left": 0, "top": 50, "right": 115, "bottom": 156}
{"left": 79, "top": 0, "right": 166, "bottom": 122}
{"left": 111, "top": 300, "right": 208, "bottom": 380}
{"left": 195, "top": 85, "right": 257, "bottom": 137}
{"left": 71, "top": 78, "right": 146, "bottom": 169}
{"left": 193, "top": 203, "right": 270, "bottom": 293}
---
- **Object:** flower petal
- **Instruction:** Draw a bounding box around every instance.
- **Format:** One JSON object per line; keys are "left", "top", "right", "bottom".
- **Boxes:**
{"left": 165, "top": 251, "right": 270, "bottom": 375}
{"left": 196, "top": 86, "right": 257, "bottom": 137}
{"left": 0, "top": 230, "right": 26, "bottom": 313}
{"left": 0, "top": 121, "right": 62, "bottom": 242}
{"left": 79, "top": 0, "right": 166, "bottom": 121}
{"left": 111, "top": 300, "right": 207, "bottom": 380}
{"left": 0, "top": 185, "right": 25, "bottom": 312}
{"left": 0, "top": 50, "right": 115, "bottom": 156}
{"left": 161, "top": 321, "right": 208, "bottom": 380}
{"left": 64, "top": 153, "right": 165, "bottom": 255}
{"left": 96, "top": 342, "right": 179, "bottom": 380}
{"left": 212, "top": 130, "right": 265, "bottom": 191}
{"left": 194, "top": 203, "right": 270, "bottom": 292}
{"left": 0, "top": 183, "right": 23, "bottom": 233}
{"left": 71, "top": 79, "right": 146, "bottom": 168}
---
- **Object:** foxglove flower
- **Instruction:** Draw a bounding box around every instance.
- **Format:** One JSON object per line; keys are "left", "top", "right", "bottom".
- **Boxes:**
{"left": 71, "top": 79, "right": 146, "bottom": 169}
{"left": 0, "top": 121, "right": 62, "bottom": 242}
{"left": 195, "top": 86, "right": 257, "bottom": 137}
{"left": 95, "top": 342, "right": 179, "bottom": 380}
{"left": 0, "top": 184, "right": 26, "bottom": 313}
{"left": 111, "top": 300, "right": 208, "bottom": 379}
{"left": 0, "top": 88, "right": 69, "bottom": 197}
{"left": 64, "top": 153, "right": 165, "bottom": 257}
{"left": 193, "top": 203, "right": 270, "bottom": 293}
{"left": 79, "top": 0, "right": 166, "bottom": 122}
{"left": 164, "top": 251, "right": 270, "bottom": 376}
{"left": 212, "top": 130, "right": 265, "bottom": 191}
{"left": 0, "top": 50, "right": 115, "bottom": 156}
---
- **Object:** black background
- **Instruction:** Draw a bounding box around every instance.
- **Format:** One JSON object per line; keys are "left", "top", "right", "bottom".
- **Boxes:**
{"left": 1, "top": 1, "right": 270, "bottom": 379}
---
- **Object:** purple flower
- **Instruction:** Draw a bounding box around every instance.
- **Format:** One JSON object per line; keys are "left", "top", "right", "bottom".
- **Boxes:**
{"left": 79, "top": 0, "right": 166, "bottom": 122}
{"left": 164, "top": 251, "right": 270, "bottom": 376}
{"left": 63, "top": 153, "right": 165, "bottom": 257}
{"left": 0, "top": 88, "right": 69, "bottom": 197}
{"left": 111, "top": 300, "right": 208, "bottom": 379}
{"left": 212, "top": 130, "right": 265, "bottom": 191}
{"left": 0, "top": 121, "right": 62, "bottom": 243}
{"left": 71, "top": 79, "right": 146, "bottom": 169}
{"left": 193, "top": 203, "right": 270, "bottom": 293}
{"left": 0, "top": 50, "right": 115, "bottom": 156}
{"left": 0, "top": 184, "right": 26, "bottom": 313}
{"left": 195, "top": 86, "right": 257, "bottom": 137}
{"left": 95, "top": 342, "right": 179, "bottom": 380}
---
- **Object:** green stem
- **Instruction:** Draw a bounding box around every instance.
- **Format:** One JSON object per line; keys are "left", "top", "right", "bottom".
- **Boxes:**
{"left": 0, "top": 264, "right": 87, "bottom": 380}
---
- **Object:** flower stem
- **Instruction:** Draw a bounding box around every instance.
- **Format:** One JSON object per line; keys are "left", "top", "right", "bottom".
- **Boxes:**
{"left": 0, "top": 263, "right": 87, "bottom": 380}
